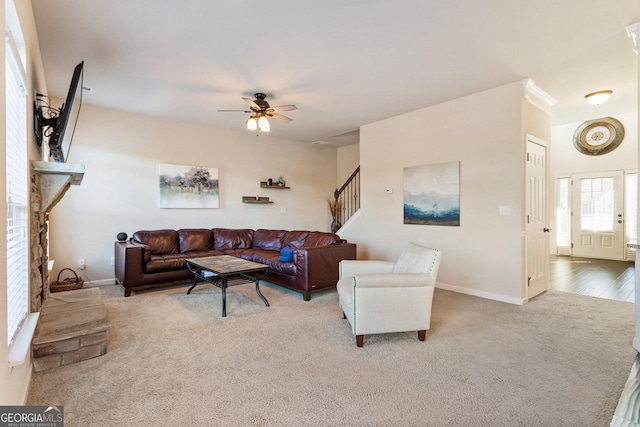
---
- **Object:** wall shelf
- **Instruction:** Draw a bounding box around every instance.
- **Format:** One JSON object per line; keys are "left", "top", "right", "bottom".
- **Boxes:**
{"left": 243, "top": 196, "right": 273, "bottom": 204}
{"left": 260, "top": 181, "right": 290, "bottom": 189}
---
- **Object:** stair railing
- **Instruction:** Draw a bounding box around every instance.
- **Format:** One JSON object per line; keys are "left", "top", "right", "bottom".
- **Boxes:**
{"left": 332, "top": 166, "right": 360, "bottom": 232}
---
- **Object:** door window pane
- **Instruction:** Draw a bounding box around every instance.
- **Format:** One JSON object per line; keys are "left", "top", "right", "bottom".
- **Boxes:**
{"left": 580, "top": 177, "right": 614, "bottom": 232}
{"left": 626, "top": 173, "right": 637, "bottom": 241}
{"left": 556, "top": 178, "right": 570, "bottom": 247}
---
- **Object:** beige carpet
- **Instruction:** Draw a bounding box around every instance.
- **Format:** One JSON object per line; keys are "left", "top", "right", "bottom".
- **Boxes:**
{"left": 27, "top": 282, "right": 636, "bottom": 426}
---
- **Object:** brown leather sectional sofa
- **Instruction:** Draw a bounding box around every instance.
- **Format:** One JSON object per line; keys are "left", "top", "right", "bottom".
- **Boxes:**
{"left": 114, "top": 228, "right": 357, "bottom": 300}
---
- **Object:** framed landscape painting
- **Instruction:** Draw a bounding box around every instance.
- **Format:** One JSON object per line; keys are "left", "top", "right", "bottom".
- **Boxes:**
{"left": 159, "top": 163, "right": 219, "bottom": 209}
{"left": 403, "top": 161, "right": 460, "bottom": 226}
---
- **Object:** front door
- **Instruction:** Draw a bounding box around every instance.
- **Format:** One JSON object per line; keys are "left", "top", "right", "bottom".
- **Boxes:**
{"left": 525, "top": 137, "right": 549, "bottom": 299}
{"left": 571, "top": 171, "right": 625, "bottom": 260}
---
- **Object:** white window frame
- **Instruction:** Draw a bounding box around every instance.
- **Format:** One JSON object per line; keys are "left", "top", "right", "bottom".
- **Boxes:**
{"left": 5, "top": 27, "right": 31, "bottom": 361}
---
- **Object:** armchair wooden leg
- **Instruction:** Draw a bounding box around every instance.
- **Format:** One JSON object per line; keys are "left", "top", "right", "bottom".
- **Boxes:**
{"left": 418, "top": 330, "right": 429, "bottom": 341}
{"left": 343, "top": 312, "right": 346, "bottom": 319}
{"left": 356, "top": 335, "right": 364, "bottom": 347}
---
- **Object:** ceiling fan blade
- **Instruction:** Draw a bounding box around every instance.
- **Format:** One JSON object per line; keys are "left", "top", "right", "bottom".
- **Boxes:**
{"left": 268, "top": 113, "right": 293, "bottom": 123}
{"left": 217, "top": 109, "right": 252, "bottom": 113}
{"left": 242, "top": 97, "right": 260, "bottom": 110}
{"left": 269, "top": 104, "right": 298, "bottom": 112}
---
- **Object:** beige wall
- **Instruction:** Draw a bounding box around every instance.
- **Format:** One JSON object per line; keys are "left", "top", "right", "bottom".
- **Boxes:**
{"left": 48, "top": 104, "right": 339, "bottom": 284}
{"left": 340, "top": 81, "right": 538, "bottom": 303}
{"left": 337, "top": 143, "right": 359, "bottom": 185}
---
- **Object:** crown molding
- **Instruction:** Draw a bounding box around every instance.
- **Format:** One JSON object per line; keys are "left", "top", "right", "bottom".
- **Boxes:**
{"left": 521, "top": 78, "right": 556, "bottom": 115}
{"left": 626, "top": 23, "right": 639, "bottom": 55}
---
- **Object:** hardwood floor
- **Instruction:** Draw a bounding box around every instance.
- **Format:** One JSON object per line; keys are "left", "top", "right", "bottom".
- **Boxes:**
{"left": 549, "top": 255, "right": 635, "bottom": 303}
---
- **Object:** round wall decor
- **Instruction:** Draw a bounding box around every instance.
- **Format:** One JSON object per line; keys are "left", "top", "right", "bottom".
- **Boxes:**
{"left": 573, "top": 117, "right": 625, "bottom": 156}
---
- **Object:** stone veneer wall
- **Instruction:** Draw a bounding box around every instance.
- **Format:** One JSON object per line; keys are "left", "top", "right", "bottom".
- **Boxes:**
{"left": 29, "top": 170, "right": 48, "bottom": 312}
{"left": 29, "top": 161, "right": 84, "bottom": 312}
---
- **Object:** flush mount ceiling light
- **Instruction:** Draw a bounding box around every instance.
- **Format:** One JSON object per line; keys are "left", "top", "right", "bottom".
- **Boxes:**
{"left": 584, "top": 90, "right": 613, "bottom": 105}
{"left": 218, "top": 93, "right": 297, "bottom": 135}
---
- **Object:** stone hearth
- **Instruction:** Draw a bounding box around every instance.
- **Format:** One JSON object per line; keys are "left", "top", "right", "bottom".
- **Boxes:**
{"left": 32, "top": 287, "right": 111, "bottom": 371}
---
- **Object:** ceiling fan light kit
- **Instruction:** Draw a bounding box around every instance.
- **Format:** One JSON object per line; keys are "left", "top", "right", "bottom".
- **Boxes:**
{"left": 219, "top": 93, "right": 297, "bottom": 136}
{"left": 584, "top": 90, "right": 612, "bottom": 105}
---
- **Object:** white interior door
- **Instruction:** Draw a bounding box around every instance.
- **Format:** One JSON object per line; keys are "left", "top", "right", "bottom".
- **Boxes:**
{"left": 525, "top": 137, "right": 549, "bottom": 299}
{"left": 571, "top": 171, "right": 624, "bottom": 260}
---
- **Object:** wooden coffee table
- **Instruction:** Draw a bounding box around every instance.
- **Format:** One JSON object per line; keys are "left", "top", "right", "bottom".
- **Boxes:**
{"left": 185, "top": 255, "right": 270, "bottom": 317}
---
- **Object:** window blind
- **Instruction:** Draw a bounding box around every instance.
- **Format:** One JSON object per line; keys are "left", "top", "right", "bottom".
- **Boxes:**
{"left": 6, "top": 29, "right": 28, "bottom": 346}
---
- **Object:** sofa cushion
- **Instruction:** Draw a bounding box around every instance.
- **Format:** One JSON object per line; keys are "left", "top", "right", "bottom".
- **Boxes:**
{"left": 251, "top": 251, "right": 296, "bottom": 275}
{"left": 253, "top": 229, "right": 287, "bottom": 251}
{"left": 212, "top": 228, "right": 254, "bottom": 250}
{"left": 304, "top": 231, "right": 341, "bottom": 247}
{"left": 184, "top": 249, "right": 225, "bottom": 258}
{"left": 223, "top": 248, "right": 261, "bottom": 261}
{"left": 146, "top": 253, "right": 189, "bottom": 273}
{"left": 133, "top": 230, "right": 180, "bottom": 255}
{"left": 283, "top": 231, "right": 309, "bottom": 249}
{"left": 178, "top": 229, "right": 213, "bottom": 253}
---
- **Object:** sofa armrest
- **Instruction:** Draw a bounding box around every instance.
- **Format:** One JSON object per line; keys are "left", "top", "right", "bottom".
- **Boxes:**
{"left": 353, "top": 273, "right": 435, "bottom": 289}
{"left": 294, "top": 242, "right": 357, "bottom": 291}
{"left": 128, "top": 239, "right": 151, "bottom": 262}
{"left": 114, "top": 240, "right": 145, "bottom": 287}
{"left": 340, "top": 260, "right": 394, "bottom": 279}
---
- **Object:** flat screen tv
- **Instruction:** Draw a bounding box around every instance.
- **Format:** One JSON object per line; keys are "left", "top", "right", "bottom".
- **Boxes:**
{"left": 48, "top": 61, "right": 83, "bottom": 162}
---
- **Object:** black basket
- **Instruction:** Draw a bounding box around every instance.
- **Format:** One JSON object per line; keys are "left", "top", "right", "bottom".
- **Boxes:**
{"left": 50, "top": 268, "right": 84, "bottom": 293}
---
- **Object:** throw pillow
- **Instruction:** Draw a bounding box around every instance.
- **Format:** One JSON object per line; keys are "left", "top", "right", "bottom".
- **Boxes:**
{"left": 278, "top": 247, "right": 294, "bottom": 262}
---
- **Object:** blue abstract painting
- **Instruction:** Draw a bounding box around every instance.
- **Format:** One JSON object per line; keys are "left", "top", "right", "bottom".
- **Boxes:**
{"left": 403, "top": 161, "right": 460, "bottom": 226}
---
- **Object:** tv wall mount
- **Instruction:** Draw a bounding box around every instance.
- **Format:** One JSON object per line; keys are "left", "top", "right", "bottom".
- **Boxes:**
{"left": 33, "top": 93, "right": 60, "bottom": 147}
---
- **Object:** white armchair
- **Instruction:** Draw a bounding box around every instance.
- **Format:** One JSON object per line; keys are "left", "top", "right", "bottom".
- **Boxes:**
{"left": 336, "top": 242, "right": 442, "bottom": 347}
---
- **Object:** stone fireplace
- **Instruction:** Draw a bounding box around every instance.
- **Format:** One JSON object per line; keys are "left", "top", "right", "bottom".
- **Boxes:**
{"left": 30, "top": 160, "right": 85, "bottom": 312}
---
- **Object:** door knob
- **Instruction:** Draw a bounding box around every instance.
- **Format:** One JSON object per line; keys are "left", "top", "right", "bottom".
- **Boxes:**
{"left": 543, "top": 228, "right": 551, "bottom": 232}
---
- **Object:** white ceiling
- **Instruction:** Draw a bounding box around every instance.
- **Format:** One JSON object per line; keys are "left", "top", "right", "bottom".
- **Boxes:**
{"left": 31, "top": 0, "right": 640, "bottom": 146}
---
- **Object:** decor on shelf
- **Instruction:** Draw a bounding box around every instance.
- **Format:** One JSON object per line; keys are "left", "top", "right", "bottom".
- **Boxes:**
{"left": 159, "top": 163, "right": 219, "bottom": 209}
{"left": 403, "top": 161, "right": 460, "bottom": 226}
{"left": 116, "top": 232, "right": 128, "bottom": 242}
{"left": 328, "top": 198, "right": 342, "bottom": 233}
{"left": 261, "top": 180, "right": 289, "bottom": 189}
{"left": 242, "top": 196, "right": 273, "bottom": 204}
{"left": 573, "top": 117, "right": 625, "bottom": 156}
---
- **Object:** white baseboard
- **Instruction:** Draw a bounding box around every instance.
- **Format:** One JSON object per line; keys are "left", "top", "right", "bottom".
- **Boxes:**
{"left": 435, "top": 281, "right": 526, "bottom": 306}
{"left": 83, "top": 278, "right": 117, "bottom": 287}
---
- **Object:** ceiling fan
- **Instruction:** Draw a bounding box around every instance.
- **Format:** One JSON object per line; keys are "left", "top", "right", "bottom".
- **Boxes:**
{"left": 218, "top": 93, "right": 297, "bottom": 134}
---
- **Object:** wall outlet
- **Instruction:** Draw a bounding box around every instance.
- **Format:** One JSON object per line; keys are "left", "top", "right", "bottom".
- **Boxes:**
{"left": 280, "top": 207, "right": 287, "bottom": 213}
{"left": 110, "top": 256, "right": 115, "bottom": 266}
{"left": 78, "top": 258, "right": 86, "bottom": 270}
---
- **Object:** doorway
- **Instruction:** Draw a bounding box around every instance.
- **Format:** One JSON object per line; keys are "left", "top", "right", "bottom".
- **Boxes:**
{"left": 525, "top": 136, "right": 549, "bottom": 299}
{"left": 555, "top": 170, "right": 637, "bottom": 261}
